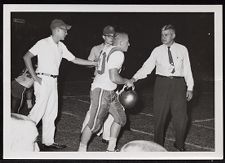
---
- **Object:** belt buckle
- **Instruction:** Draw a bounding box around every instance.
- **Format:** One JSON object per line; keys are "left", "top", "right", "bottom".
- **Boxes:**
{"left": 168, "top": 76, "right": 174, "bottom": 79}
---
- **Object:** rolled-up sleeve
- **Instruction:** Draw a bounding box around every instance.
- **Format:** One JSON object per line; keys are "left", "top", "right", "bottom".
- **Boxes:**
{"left": 29, "top": 41, "right": 42, "bottom": 56}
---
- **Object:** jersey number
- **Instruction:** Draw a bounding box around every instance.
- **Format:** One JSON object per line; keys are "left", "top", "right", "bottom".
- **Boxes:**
{"left": 97, "top": 52, "right": 106, "bottom": 74}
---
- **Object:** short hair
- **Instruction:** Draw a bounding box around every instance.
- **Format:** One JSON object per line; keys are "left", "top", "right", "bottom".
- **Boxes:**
{"left": 113, "top": 32, "right": 128, "bottom": 46}
{"left": 161, "top": 24, "right": 176, "bottom": 34}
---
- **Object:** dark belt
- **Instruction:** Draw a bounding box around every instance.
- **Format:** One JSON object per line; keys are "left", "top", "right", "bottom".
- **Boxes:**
{"left": 156, "top": 74, "right": 184, "bottom": 79}
{"left": 36, "top": 73, "right": 58, "bottom": 78}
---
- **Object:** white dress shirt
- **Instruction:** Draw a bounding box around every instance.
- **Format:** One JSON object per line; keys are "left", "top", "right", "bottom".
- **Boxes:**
{"left": 133, "top": 42, "right": 194, "bottom": 91}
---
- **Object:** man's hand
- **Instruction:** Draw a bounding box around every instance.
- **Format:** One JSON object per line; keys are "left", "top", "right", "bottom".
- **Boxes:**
{"left": 93, "top": 61, "right": 98, "bottom": 67}
{"left": 186, "top": 90, "right": 193, "bottom": 101}
{"left": 125, "top": 78, "right": 136, "bottom": 89}
{"left": 34, "top": 76, "right": 42, "bottom": 85}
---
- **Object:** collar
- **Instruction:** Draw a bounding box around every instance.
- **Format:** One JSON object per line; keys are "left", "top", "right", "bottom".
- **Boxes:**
{"left": 49, "top": 35, "right": 61, "bottom": 46}
{"left": 103, "top": 43, "right": 112, "bottom": 48}
{"left": 163, "top": 41, "right": 176, "bottom": 49}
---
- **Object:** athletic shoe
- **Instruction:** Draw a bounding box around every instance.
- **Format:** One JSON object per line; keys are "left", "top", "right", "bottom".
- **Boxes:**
{"left": 42, "top": 143, "right": 67, "bottom": 151}
{"left": 106, "top": 148, "right": 119, "bottom": 152}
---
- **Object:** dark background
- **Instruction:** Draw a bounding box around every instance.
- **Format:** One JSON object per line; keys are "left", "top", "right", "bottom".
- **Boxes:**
{"left": 11, "top": 12, "right": 214, "bottom": 83}
{"left": 1, "top": 0, "right": 223, "bottom": 159}
{"left": 2, "top": 4, "right": 221, "bottom": 161}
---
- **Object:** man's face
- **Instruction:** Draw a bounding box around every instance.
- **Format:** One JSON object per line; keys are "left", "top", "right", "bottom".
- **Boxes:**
{"left": 161, "top": 29, "right": 175, "bottom": 45}
{"left": 103, "top": 34, "right": 115, "bottom": 45}
{"left": 57, "top": 26, "right": 68, "bottom": 40}
{"left": 121, "top": 36, "right": 130, "bottom": 52}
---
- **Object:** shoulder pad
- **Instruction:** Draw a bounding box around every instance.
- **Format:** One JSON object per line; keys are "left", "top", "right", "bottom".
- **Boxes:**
{"left": 107, "top": 47, "right": 122, "bottom": 62}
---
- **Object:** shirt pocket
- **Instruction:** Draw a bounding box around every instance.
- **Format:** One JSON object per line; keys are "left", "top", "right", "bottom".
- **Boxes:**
{"left": 175, "top": 55, "right": 184, "bottom": 67}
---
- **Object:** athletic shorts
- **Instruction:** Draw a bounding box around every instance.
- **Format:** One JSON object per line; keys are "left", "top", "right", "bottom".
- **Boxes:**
{"left": 11, "top": 80, "right": 26, "bottom": 99}
{"left": 87, "top": 88, "right": 127, "bottom": 133}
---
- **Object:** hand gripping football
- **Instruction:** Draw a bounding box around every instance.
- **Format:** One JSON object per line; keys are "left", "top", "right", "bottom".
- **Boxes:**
{"left": 118, "top": 86, "right": 138, "bottom": 109}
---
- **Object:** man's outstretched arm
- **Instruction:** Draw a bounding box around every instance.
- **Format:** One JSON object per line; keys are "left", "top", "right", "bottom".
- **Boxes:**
{"left": 71, "top": 57, "right": 97, "bottom": 67}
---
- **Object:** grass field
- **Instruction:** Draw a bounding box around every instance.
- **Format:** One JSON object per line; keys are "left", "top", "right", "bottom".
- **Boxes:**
{"left": 29, "top": 79, "right": 214, "bottom": 152}
{"left": 33, "top": 81, "right": 215, "bottom": 152}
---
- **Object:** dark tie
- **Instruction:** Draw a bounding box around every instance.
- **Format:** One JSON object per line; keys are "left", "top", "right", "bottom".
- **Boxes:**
{"left": 168, "top": 46, "right": 175, "bottom": 73}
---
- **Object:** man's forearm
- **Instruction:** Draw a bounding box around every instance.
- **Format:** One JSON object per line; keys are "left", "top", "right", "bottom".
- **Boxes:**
{"left": 112, "top": 77, "right": 129, "bottom": 85}
{"left": 130, "top": 77, "right": 137, "bottom": 83}
{"left": 23, "top": 53, "right": 37, "bottom": 81}
{"left": 72, "top": 58, "right": 96, "bottom": 66}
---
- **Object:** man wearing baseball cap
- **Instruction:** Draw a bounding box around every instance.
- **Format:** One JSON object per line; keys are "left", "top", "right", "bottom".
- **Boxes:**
{"left": 23, "top": 19, "right": 97, "bottom": 151}
{"left": 103, "top": 25, "right": 116, "bottom": 36}
{"left": 87, "top": 25, "right": 116, "bottom": 75}
{"left": 81, "top": 25, "right": 116, "bottom": 145}
{"left": 50, "top": 19, "right": 72, "bottom": 31}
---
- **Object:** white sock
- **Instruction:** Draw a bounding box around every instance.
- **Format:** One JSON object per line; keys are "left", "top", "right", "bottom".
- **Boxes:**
{"left": 27, "top": 100, "right": 32, "bottom": 109}
{"left": 78, "top": 143, "right": 87, "bottom": 152}
{"left": 107, "top": 137, "right": 117, "bottom": 151}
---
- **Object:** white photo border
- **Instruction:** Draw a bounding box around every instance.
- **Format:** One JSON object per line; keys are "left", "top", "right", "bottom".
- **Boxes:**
{"left": 3, "top": 4, "right": 223, "bottom": 160}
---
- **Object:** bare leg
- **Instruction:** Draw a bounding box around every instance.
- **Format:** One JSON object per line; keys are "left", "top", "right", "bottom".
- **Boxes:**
{"left": 78, "top": 125, "right": 92, "bottom": 152}
{"left": 107, "top": 122, "right": 121, "bottom": 151}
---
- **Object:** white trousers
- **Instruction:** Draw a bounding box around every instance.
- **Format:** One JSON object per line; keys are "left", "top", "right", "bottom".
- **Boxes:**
{"left": 81, "top": 108, "right": 114, "bottom": 141}
{"left": 28, "top": 76, "right": 58, "bottom": 145}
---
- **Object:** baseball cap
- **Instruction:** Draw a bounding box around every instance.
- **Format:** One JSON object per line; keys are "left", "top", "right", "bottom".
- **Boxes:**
{"left": 50, "top": 19, "right": 72, "bottom": 30}
{"left": 103, "top": 25, "right": 115, "bottom": 36}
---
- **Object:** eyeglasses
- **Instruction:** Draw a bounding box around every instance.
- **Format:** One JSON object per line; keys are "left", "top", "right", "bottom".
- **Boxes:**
{"left": 59, "top": 27, "right": 68, "bottom": 33}
{"left": 104, "top": 34, "right": 115, "bottom": 38}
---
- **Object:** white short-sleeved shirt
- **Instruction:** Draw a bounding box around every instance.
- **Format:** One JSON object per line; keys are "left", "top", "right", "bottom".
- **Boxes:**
{"left": 91, "top": 46, "right": 124, "bottom": 91}
{"left": 29, "top": 36, "right": 75, "bottom": 75}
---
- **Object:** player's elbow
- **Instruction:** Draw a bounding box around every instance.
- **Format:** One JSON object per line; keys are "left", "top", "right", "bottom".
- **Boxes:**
{"left": 111, "top": 79, "right": 117, "bottom": 84}
{"left": 23, "top": 53, "right": 28, "bottom": 61}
